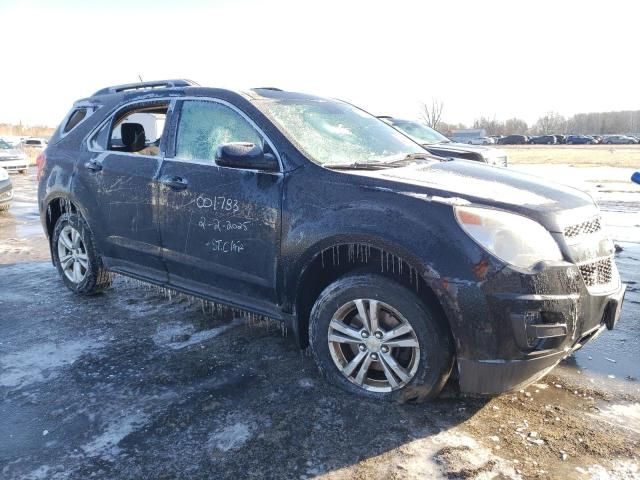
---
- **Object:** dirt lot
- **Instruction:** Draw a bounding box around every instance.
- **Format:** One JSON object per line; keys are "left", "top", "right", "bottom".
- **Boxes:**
{"left": 0, "top": 167, "right": 638, "bottom": 479}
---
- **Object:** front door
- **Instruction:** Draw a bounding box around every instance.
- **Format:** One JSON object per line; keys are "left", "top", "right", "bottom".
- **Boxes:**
{"left": 157, "top": 99, "right": 283, "bottom": 308}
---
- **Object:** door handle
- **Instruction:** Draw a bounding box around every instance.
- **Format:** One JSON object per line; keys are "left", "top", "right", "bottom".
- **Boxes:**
{"left": 160, "top": 175, "right": 188, "bottom": 191}
{"left": 84, "top": 160, "right": 102, "bottom": 172}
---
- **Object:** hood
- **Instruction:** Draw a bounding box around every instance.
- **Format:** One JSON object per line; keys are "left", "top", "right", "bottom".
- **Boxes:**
{"left": 0, "top": 148, "right": 26, "bottom": 159}
{"left": 348, "top": 160, "right": 597, "bottom": 232}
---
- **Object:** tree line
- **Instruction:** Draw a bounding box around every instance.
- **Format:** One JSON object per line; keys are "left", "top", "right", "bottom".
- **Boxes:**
{"left": 422, "top": 102, "right": 640, "bottom": 137}
{"left": 0, "top": 123, "right": 55, "bottom": 138}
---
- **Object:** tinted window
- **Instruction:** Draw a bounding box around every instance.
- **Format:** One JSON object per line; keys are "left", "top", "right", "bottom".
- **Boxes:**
{"left": 175, "top": 101, "right": 263, "bottom": 162}
{"left": 63, "top": 108, "right": 88, "bottom": 133}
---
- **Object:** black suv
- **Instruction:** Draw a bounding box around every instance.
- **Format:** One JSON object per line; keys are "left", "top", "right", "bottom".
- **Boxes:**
{"left": 38, "top": 80, "right": 625, "bottom": 399}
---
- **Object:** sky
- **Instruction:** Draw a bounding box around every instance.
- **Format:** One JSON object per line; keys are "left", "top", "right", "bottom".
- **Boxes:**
{"left": 1, "top": 0, "right": 639, "bottom": 128}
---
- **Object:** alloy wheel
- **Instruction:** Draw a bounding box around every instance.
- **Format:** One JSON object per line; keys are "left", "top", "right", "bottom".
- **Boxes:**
{"left": 57, "top": 225, "right": 89, "bottom": 284}
{"left": 327, "top": 299, "right": 420, "bottom": 392}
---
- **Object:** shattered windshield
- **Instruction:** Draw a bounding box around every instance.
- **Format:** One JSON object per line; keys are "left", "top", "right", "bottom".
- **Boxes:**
{"left": 256, "top": 98, "right": 426, "bottom": 166}
{"left": 389, "top": 120, "right": 450, "bottom": 144}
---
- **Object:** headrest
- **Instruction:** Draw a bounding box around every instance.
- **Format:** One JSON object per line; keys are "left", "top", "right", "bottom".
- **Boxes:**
{"left": 121, "top": 123, "right": 146, "bottom": 152}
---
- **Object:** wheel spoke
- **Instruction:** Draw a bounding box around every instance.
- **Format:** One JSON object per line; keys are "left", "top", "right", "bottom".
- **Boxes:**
{"left": 378, "top": 354, "right": 400, "bottom": 388}
{"left": 380, "top": 351, "right": 410, "bottom": 382}
{"left": 60, "top": 231, "right": 73, "bottom": 250}
{"left": 73, "top": 260, "right": 82, "bottom": 282}
{"left": 354, "top": 355, "right": 373, "bottom": 385}
{"left": 329, "top": 319, "right": 362, "bottom": 340}
{"left": 384, "top": 323, "right": 413, "bottom": 341}
{"left": 368, "top": 300, "right": 380, "bottom": 333}
{"left": 354, "top": 299, "right": 371, "bottom": 332}
{"left": 60, "top": 254, "right": 73, "bottom": 269}
{"left": 76, "top": 253, "right": 89, "bottom": 269}
{"left": 342, "top": 349, "right": 367, "bottom": 377}
{"left": 71, "top": 229, "right": 81, "bottom": 248}
{"left": 384, "top": 338, "right": 419, "bottom": 349}
{"left": 328, "top": 332, "right": 363, "bottom": 345}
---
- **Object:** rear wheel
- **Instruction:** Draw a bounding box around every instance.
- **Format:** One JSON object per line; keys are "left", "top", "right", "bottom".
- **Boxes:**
{"left": 52, "top": 212, "right": 111, "bottom": 295}
{"left": 309, "top": 274, "right": 453, "bottom": 402}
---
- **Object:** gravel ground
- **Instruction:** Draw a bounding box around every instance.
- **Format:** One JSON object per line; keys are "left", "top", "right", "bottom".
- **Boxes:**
{"left": 0, "top": 168, "right": 638, "bottom": 479}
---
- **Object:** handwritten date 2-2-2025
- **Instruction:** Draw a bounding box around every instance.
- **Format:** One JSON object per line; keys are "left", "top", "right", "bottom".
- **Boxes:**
{"left": 196, "top": 195, "right": 239, "bottom": 213}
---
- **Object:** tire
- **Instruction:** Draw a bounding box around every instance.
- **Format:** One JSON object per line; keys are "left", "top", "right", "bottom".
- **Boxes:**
{"left": 309, "top": 273, "right": 453, "bottom": 402}
{"left": 52, "top": 212, "right": 111, "bottom": 295}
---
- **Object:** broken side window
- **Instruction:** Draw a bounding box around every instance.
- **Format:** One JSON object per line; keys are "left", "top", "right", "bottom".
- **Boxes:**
{"left": 175, "top": 100, "right": 263, "bottom": 163}
{"left": 107, "top": 103, "right": 169, "bottom": 156}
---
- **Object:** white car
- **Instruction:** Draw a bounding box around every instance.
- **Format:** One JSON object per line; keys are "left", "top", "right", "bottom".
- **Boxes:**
{"left": 468, "top": 137, "right": 495, "bottom": 145}
{"left": 22, "top": 137, "right": 48, "bottom": 150}
{"left": 0, "top": 138, "right": 29, "bottom": 174}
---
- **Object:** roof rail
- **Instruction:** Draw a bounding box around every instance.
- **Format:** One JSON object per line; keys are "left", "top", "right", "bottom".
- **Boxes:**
{"left": 253, "top": 87, "right": 283, "bottom": 91}
{"left": 92, "top": 79, "right": 200, "bottom": 96}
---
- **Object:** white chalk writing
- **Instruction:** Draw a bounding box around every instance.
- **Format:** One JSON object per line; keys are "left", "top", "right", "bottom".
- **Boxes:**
{"left": 196, "top": 195, "right": 239, "bottom": 213}
{"left": 206, "top": 239, "right": 246, "bottom": 254}
{"left": 198, "top": 217, "right": 250, "bottom": 232}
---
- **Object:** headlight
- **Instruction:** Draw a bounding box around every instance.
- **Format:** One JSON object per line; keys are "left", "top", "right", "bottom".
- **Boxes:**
{"left": 0, "top": 168, "right": 8, "bottom": 181}
{"left": 454, "top": 206, "right": 563, "bottom": 269}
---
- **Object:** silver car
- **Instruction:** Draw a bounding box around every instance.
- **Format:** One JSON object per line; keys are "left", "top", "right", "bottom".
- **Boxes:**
{"left": 0, "top": 138, "right": 29, "bottom": 174}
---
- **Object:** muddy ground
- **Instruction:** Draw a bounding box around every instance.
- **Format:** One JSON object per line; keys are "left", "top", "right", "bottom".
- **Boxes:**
{"left": 0, "top": 167, "right": 638, "bottom": 479}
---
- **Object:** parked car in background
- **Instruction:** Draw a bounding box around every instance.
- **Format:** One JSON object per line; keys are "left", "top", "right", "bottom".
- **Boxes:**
{"left": 566, "top": 135, "right": 596, "bottom": 145}
{"left": 0, "top": 167, "right": 13, "bottom": 211}
{"left": 22, "top": 137, "right": 48, "bottom": 150}
{"left": 0, "top": 136, "right": 27, "bottom": 148}
{"left": 39, "top": 80, "right": 626, "bottom": 398}
{"left": 379, "top": 117, "right": 508, "bottom": 166}
{"left": 590, "top": 135, "right": 603, "bottom": 144}
{"left": 603, "top": 135, "right": 638, "bottom": 144}
{"left": 530, "top": 135, "right": 557, "bottom": 145}
{"left": 0, "top": 138, "right": 29, "bottom": 174}
{"left": 554, "top": 135, "right": 566, "bottom": 144}
{"left": 496, "top": 135, "right": 528, "bottom": 145}
{"left": 468, "top": 137, "right": 495, "bottom": 145}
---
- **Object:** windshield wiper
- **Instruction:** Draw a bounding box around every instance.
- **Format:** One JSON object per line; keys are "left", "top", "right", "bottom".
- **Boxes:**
{"left": 326, "top": 153, "right": 434, "bottom": 171}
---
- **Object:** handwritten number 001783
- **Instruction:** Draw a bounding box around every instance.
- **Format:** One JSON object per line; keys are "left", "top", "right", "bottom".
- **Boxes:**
{"left": 196, "top": 195, "right": 239, "bottom": 213}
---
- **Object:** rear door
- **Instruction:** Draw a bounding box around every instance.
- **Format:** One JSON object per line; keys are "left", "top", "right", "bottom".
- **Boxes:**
{"left": 74, "top": 99, "right": 171, "bottom": 282}
{"left": 157, "top": 99, "right": 283, "bottom": 307}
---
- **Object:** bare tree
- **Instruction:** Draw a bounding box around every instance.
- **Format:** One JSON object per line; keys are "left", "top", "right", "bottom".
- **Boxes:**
{"left": 534, "top": 111, "right": 566, "bottom": 135}
{"left": 420, "top": 99, "right": 444, "bottom": 129}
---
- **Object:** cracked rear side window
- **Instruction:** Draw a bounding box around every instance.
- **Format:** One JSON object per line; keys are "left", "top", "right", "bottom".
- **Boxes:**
{"left": 175, "top": 101, "right": 263, "bottom": 163}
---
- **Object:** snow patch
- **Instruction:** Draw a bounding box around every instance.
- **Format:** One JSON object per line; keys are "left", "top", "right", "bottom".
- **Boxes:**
{"left": 207, "top": 421, "right": 253, "bottom": 452}
{"left": 0, "top": 339, "right": 103, "bottom": 388}
{"left": 81, "top": 412, "right": 148, "bottom": 459}
{"left": 153, "top": 318, "right": 244, "bottom": 350}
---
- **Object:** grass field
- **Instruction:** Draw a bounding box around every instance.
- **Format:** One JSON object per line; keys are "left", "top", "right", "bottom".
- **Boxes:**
{"left": 502, "top": 144, "right": 640, "bottom": 168}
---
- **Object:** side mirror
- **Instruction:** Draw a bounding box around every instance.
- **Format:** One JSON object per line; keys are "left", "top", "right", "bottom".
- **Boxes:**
{"left": 215, "top": 142, "right": 278, "bottom": 171}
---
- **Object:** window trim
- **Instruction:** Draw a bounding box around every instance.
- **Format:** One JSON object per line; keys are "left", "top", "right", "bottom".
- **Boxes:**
{"left": 167, "top": 97, "right": 283, "bottom": 173}
{"left": 59, "top": 105, "right": 96, "bottom": 139}
{"left": 86, "top": 98, "right": 175, "bottom": 159}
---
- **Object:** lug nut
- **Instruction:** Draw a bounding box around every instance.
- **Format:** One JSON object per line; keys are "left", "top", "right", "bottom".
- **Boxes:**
{"left": 361, "top": 331, "right": 369, "bottom": 338}
{"left": 374, "top": 331, "right": 383, "bottom": 339}
{"left": 381, "top": 346, "right": 389, "bottom": 353}
{"left": 359, "top": 344, "right": 366, "bottom": 352}
{"left": 370, "top": 353, "right": 379, "bottom": 360}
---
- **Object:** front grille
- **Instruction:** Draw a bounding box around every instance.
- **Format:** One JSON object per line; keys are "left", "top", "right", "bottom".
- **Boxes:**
{"left": 564, "top": 216, "right": 602, "bottom": 238}
{"left": 579, "top": 257, "right": 613, "bottom": 287}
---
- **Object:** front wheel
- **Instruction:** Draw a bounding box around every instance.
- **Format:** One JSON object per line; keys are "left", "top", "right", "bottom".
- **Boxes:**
{"left": 309, "top": 274, "right": 453, "bottom": 402}
{"left": 52, "top": 212, "right": 112, "bottom": 295}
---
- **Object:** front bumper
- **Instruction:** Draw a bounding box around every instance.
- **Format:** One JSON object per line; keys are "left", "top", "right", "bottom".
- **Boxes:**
{"left": 451, "top": 262, "right": 626, "bottom": 394}
{"left": 0, "top": 158, "right": 29, "bottom": 172}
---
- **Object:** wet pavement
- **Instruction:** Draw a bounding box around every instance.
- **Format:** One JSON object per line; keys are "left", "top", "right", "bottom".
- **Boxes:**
{"left": 0, "top": 167, "right": 638, "bottom": 479}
